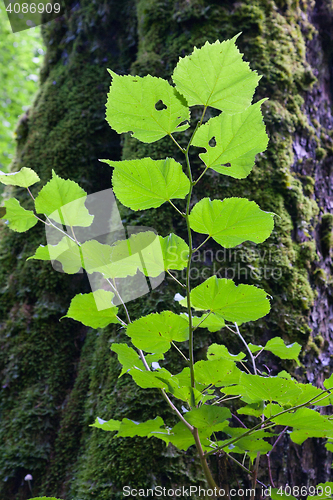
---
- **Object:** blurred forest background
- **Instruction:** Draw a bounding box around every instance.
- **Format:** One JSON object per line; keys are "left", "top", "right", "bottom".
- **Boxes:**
{"left": 0, "top": 0, "right": 333, "bottom": 499}
{"left": 0, "top": 4, "right": 43, "bottom": 173}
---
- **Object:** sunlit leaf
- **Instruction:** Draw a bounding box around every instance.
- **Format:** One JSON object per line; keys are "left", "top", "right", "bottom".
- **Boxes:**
{"left": 63, "top": 290, "right": 120, "bottom": 328}
{"left": 192, "top": 100, "right": 268, "bottom": 179}
{"left": 1, "top": 198, "right": 37, "bottom": 232}
{"left": 106, "top": 72, "right": 189, "bottom": 143}
{"left": 126, "top": 311, "right": 189, "bottom": 354}
{"left": 189, "top": 276, "right": 270, "bottom": 324}
{"left": 172, "top": 36, "right": 260, "bottom": 113}
{"left": 160, "top": 233, "right": 189, "bottom": 271}
{"left": 189, "top": 197, "right": 274, "bottom": 247}
{"left": 207, "top": 343, "right": 245, "bottom": 362}
{"left": 102, "top": 158, "right": 190, "bottom": 210}
{"left": 27, "top": 237, "right": 82, "bottom": 274}
{"left": 0, "top": 167, "right": 40, "bottom": 187}
{"left": 34, "top": 170, "right": 93, "bottom": 227}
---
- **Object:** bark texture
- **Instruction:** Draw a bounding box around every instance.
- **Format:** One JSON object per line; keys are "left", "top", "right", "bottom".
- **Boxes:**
{"left": 0, "top": 0, "right": 333, "bottom": 498}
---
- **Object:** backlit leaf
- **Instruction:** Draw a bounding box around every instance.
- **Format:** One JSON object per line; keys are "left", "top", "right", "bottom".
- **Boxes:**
{"left": 27, "top": 237, "right": 82, "bottom": 274}
{"left": 91, "top": 416, "right": 166, "bottom": 439}
{"left": 194, "top": 359, "right": 241, "bottom": 387}
{"left": 81, "top": 231, "right": 164, "bottom": 279}
{"left": 207, "top": 343, "right": 245, "bottom": 362}
{"left": 190, "top": 276, "right": 270, "bottom": 324}
{"left": 160, "top": 233, "right": 189, "bottom": 271}
{"left": 172, "top": 36, "right": 260, "bottom": 113}
{"left": 34, "top": 170, "right": 93, "bottom": 227}
{"left": 102, "top": 158, "right": 190, "bottom": 211}
{"left": 126, "top": 311, "right": 189, "bottom": 354}
{"left": 189, "top": 197, "right": 274, "bottom": 247}
{"left": 186, "top": 405, "right": 231, "bottom": 431}
{"left": 1, "top": 198, "right": 37, "bottom": 232}
{"left": 63, "top": 290, "right": 120, "bottom": 329}
{"left": 192, "top": 100, "right": 268, "bottom": 179}
{"left": 106, "top": 72, "right": 189, "bottom": 143}
{"left": 0, "top": 167, "right": 40, "bottom": 187}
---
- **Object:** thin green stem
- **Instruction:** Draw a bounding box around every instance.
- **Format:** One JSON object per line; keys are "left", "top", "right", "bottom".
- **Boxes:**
{"left": 193, "top": 166, "right": 209, "bottom": 186}
{"left": 192, "top": 235, "right": 211, "bottom": 253}
{"left": 166, "top": 270, "right": 186, "bottom": 288}
{"left": 171, "top": 341, "right": 189, "bottom": 362}
{"left": 169, "top": 133, "right": 185, "bottom": 152}
{"left": 168, "top": 200, "right": 185, "bottom": 217}
{"left": 192, "top": 311, "right": 211, "bottom": 332}
{"left": 234, "top": 322, "right": 257, "bottom": 375}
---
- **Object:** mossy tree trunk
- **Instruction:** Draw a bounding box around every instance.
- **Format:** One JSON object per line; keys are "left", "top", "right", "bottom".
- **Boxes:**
{"left": 0, "top": 0, "right": 333, "bottom": 498}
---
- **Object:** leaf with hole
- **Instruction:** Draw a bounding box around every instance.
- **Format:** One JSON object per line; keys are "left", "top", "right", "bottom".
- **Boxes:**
{"left": 106, "top": 72, "right": 189, "bottom": 143}
{"left": 192, "top": 100, "right": 268, "bottom": 179}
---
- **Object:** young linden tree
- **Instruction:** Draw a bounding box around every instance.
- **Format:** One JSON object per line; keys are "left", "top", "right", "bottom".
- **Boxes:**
{"left": 1, "top": 35, "right": 333, "bottom": 499}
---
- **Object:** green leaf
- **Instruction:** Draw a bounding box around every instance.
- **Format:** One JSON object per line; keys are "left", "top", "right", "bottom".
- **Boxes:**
{"left": 172, "top": 36, "right": 260, "bottom": 113}
{"left": 81, "top": 231, "right": 164, "bottom": 279}
{"left": 1, "top": 198, "right": 37, "bottom": 232}
{"left": 265, "top": 337, "right": 301, "bottom": 364}
{"left": 34, "top": 170, "right": 93, "bottom": 227}
{"left": 102, "top": 158, "right": 190, "bottom": 211}
{"left": 192, "top": 100, "right": 268, "bottom": 179}
{"left": 117, "top": 416, "right": 166, "bottom": 438}
{"left": 207, "top": 343, "right": 245, "bottom": 362}
{"left": 91, "top": 415, "right": 167, "bottom": 439}
{"left": 249, "top": 338, "right": 301, "bottom": 364}
{"left": 194, "top": 359, "right": 241, "bottom": 387}
{"left": 106, "top": 72, "right": 190, "bottom": 143}
{"left": 30, "top": 498, "right": 64, "bottom": 500}
{"left": 0, "top": 167, "right": 40, "bottom": 187}
{"left": 226, "top": 373, "right": 302, "bottom": 405}
{"left": 166, "top": 421, "right": 195, "bottom": 450}
{"left": 189, "top": 197, "right": 274, "bottom": 248}
{"left": 186, "top": 405, "right": 231, "bottom": 431}
{"left": 160, "top": 233, "right": 189, "bottom": 271}
{"left": 269, "top": 407, "right": 333, "bottom": 444}
{"left": 324, "top": 373, "right": 333, "bottom": 390}
{"left": 91, "top": 417, "right": 121, "bottom": 432}
{"left": 191, "top": 313, "right": 225, "bottom": 332}
{"left": 128, "top": 367, "right": 170, "bottom": 389}
{"left": 190, "top": 276, "right": 270, "bottom": 324}
{"left": 111, "top": 344, "right": 145, "bottom": 377}
{"left": 237, "top": 402, "right": 264, "bottom": 418}
{"left": 63, "top": 290, "right": 120, "bottom": 328}
{"left": 27, "top": 237, "right": 82, "bottom": 274}
{"left": 0, "top": 207, "right": 6, "bottom": 218}
{"left": 126, "top": 311, "right": 189, "bottom": 354}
